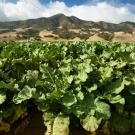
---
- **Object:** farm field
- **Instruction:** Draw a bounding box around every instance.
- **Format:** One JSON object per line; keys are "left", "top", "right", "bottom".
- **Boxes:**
{"left": 0, "top": 41, "right": 135, "bottom": 135}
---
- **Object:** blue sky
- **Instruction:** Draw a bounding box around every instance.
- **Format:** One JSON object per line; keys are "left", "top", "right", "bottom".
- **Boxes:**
{"left": 0, "top": 0, "right": 135, "bottom": 22}
{"left": 6, "top": 0, "right": 135, "bottom": 6}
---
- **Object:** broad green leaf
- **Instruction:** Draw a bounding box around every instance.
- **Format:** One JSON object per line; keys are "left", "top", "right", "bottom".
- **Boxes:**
{"left": 67, "top": 75, "right": 73, "bottom": 84}
{"left": 43, "top": 111, "right": 56, "bottom": 126}
{"left": 128, "top": 84, "right": 135, "bottom": 95}
{"left": 80, "top": 54, "right": 88, "bottom": 59}
{"left": 109, "top": 60, "right": 118, "bottom": 67}
{"left": 84, "top": 60, "right": 93, "bottom": 73}
{"left": 0, "top": 58, "right": 7, "bottom": 68}
{"left": 87, "top": 84, "right": 98, "bottom": 93}
{"left": 0, "top": 81, "right": 8, "bottom": 89}
{"left": 73, "top": 97, "right": 96, "bottom": 117}
{"left": 95, "top": 101, "right": 111, "bottom": 120}
{"left": 0, "top": 91, "right": 6, "bottom": 104}
{"left": 53, "top": 113, "right": 70, "bottom": 135}
{"left": 49, "top": 90, "right": 63, "bottom": 100}
{"left": 43, "top": 112, "right": 70, "bottom": 135}
{"left": 81, "top": 116, "right": 101, "bottom": 132}
{"left": 105, "top": 95, "right": 125, "bottom": 104}
{"left": 0, "top": 81, "right": 14, "bottom": 91}
{"left": 62, "top": 93, "right": 77, "bottom": 107}
{"left": 116, "top": 62, "right": 127, "bottom": 69}
{"left": 78, "top": 71, "right": 88, "bottom": 82}
{"left": 106, "top": 79, "right": 130, "bottom": 94}
{"left": 102, "top": 51, "right": 112, "bottom": 59}
{"left": 77, "top": 91, "right": 84, "bottom": 101}
{"left": 25, "top": 70, "right": 39, "bottom": 80}
{"left": 60, "top": 66, "right": 71, "bottom": 73}
{"left": 43, "top": 111, "right": 56, "bottom": 135}
{"left": 0, "top": 61, "right": 2, "bottom": 68}
{"left": 13, "top": 85, "right": 36, "bottom": 104}
{"left": 99, "top": 67, "right": 113, "bottom": 82}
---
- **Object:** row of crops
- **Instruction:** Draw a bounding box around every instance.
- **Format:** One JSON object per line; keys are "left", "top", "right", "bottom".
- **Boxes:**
{"left": 0, "top": 41, "right": 135, "bottom": 135}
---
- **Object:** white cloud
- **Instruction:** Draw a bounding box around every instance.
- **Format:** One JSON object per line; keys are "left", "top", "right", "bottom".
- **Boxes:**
{"left": 0, "top": 0, "right": 135, "bottom": 23}
{"left": 0, "top": 9, "right": 7, "bottom": 21}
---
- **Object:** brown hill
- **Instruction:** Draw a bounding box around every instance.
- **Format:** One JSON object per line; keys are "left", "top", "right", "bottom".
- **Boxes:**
{"left": 0, "top": 14, "right": 135, "bottom": 41}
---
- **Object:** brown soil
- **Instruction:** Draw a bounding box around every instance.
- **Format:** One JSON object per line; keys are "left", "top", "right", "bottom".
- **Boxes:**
{"left": 113, "top": 32, "right": 135, "bottom": 42}
{"left": 0, "top": 110, "right": 135, "bottom": 135}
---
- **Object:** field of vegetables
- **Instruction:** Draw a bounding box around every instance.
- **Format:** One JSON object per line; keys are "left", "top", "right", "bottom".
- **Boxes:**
{"left": 0, "top": 41, "right": 135, "bottom": 135}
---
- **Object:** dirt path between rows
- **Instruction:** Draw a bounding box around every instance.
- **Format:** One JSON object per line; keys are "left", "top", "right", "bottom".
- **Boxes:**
{"left": 0, "top": 110, "right": 135, "bottom": 135}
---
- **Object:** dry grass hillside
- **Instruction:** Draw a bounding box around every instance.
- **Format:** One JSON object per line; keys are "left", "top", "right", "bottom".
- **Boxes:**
{"left": 113, "top": 32, "right": 135, "bottom": 42}
{"left": 0, "top": 14, "right": 135, "bottom": 42}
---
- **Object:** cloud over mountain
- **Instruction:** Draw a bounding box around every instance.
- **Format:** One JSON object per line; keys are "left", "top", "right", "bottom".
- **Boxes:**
{"left": 0, "top": 0, "right": 135, "bottom": 23}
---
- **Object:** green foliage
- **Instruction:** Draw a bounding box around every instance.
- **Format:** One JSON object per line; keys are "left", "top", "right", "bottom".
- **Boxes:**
{"left": 0, "top": 91, "right": 6, "bottom": 104}
{"left": 98, "top": 32, "right": 114, "bottom": 41}
{"left": 78, "top": 33, "right": 90, "bottom": 40}
{"left": 43, "top": 112, "right": 70, "bottom": 135}
{"left": 59, "top": 30, "right": 76, "bottom": 39}
{"left": 111, "top": 113, "right": 130, "bottom": 134}
{"left": 0, "top": 41, "right": 135, "bottom": 134}
{"left": 17, "top": 29, "right": 39, "bottom": 39}
{"left": 81, "top": 116, "right": 101, "bottom": 132}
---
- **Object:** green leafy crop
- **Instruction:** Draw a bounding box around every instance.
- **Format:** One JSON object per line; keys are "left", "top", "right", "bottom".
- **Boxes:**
{"left": 0, "top": 41, "right": 135, "bottom": 134}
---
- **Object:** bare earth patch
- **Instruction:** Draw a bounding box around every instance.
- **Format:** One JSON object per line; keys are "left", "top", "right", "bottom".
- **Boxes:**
{"left": 87, "top": 34, "right": 105, "bottom": 41}
{"left": 113, "top": 32, "right": 135, "bottom": 42}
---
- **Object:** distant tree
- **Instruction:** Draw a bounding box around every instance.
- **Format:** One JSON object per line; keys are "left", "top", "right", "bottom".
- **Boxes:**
{"left": 98, "top": 32, "right": 114, "bottom": 41}
{"left": 17, "top": 29, "right": 39, "bottom": 39}
{"left": 78, "top": 34, "right": 90, "bottom": 40}
{"left": 125, "top": 31, "right": 133, "bottom": 35}
{"left": 59, "top": 30, "right": 76, "bottom": 39}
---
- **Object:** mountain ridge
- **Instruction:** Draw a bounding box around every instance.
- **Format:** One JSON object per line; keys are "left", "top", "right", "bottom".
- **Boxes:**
{"left": 0, "top": 14, "right": 135, "bottom": 42}
{"left": 0, "top": 14, "right": 135, "bottom": 32}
